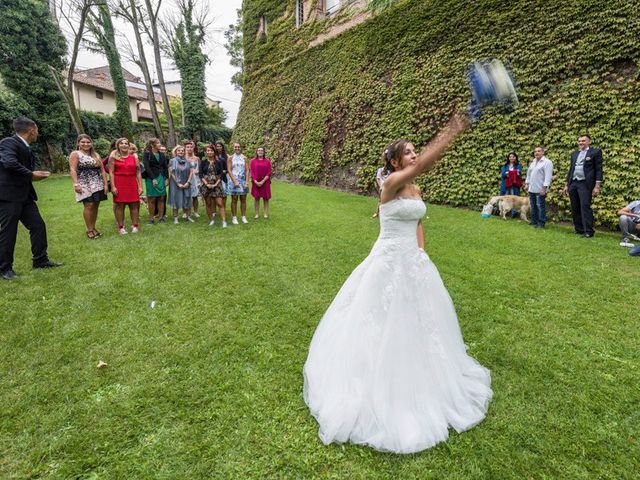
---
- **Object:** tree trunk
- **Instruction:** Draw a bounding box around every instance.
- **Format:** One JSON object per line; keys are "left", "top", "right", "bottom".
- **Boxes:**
{"left": 128, "top": 0, "right": 163, "bottom": 139}
{"left": 97, "top": 3, "right": 133, "bottom": 139}
{"left": 49, "top": 65, "right": 84, "bottom": 135}
{"left": 144, "top": 0, "right": 177, "bottom": 147}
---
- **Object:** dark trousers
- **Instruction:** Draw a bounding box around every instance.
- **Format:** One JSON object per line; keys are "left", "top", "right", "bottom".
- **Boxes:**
{"left": 529, "top": 192, "right": 546, "bottom": 226}
{"left": 568, "top": 181, "right": 594, "bottom": 235}
{"left": 0, "top": 199, "right": 48, "bottom": 272}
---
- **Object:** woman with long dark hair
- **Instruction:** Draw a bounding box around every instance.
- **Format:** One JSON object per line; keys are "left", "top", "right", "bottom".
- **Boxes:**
{"left": 500, "top": 151, "right": 523, "bottom": 196}
{"left": 142, "top": 138, "right": 169, "bottom": 224}
{"left": 68, "top": 134, "right": 108, "bottom": 238}
{"left": 200, "top": 144, "right": 227, "bottom": 227}
{"left": 214, "top": 141, "right": 229, "bottom": 216}
{"left": 304, "top": 113, "right": 494, "bottom": 454}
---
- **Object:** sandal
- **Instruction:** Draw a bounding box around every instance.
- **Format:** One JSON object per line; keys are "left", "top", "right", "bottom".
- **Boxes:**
{"left": 86, "top": 231, "right": 97, "bottom": 240}
{"left": 92, "top": 230, "right": 103, "bottom": 238}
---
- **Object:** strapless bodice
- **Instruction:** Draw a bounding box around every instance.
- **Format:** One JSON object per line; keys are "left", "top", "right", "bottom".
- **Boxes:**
{"left": 378, "top": 197, "right": 426, "bottom": 241}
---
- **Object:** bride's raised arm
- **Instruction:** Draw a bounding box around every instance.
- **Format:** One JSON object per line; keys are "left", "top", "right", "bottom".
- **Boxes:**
{"left": 381, "top": 114, "right": 469, "bottom": 202}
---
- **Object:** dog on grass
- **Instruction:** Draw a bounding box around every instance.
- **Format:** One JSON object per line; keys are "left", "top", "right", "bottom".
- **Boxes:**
{"left": 482, "top": 195, "right": 530, "bottom": 221}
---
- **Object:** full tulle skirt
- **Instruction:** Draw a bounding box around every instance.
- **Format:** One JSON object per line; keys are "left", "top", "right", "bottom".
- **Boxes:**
{"left": 303, "top": 241, "right": 492, "bottom": 454}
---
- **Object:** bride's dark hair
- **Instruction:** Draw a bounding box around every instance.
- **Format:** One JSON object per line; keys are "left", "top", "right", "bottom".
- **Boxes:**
{"left": 382, "top": 139, "right": 410, "bottom": 175}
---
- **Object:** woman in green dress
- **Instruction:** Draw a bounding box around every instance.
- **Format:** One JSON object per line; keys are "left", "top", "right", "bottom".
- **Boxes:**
{"left": 142, "top": 138, "right": 169, "bottom": 224}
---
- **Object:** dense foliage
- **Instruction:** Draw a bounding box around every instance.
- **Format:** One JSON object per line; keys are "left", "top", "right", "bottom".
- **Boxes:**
{"left": 235, "top": 0, "right": 640, "bottom": 227}
{"left": 224, "top": 8, "right": 245, "bottom": 92}
{"left": 87, "top": 3, "right": 134, "bottom": 140}
{"left": 164, "top": 0, "right": 209, "bottom": 139}
{"left": 0, "top": 0, "right": 69, "bottom": 145}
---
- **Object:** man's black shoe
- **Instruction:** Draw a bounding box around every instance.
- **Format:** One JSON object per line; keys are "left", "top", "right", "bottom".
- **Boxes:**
{"left": 33, "top": 261, "right": 63, "bottom": 269}
{"left": 1, "top": 269, "right": 17, "bottom": 280}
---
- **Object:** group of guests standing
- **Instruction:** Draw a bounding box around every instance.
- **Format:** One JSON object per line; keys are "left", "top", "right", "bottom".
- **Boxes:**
{"left": 69, "top": 136, "right": 273, "bottom": 237}
{"left": 492, "top": 135, "right": 603, "bottom": 235}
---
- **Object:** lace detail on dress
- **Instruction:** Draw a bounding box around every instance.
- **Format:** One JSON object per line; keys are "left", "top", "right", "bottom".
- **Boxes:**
{"left": 303, "top": 196, "right": 492, "bottom": 454}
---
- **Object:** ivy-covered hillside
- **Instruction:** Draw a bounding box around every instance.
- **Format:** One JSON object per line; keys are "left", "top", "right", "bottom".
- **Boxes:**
{"left": 234, "top": 0, "right": 640, "bottom": 227}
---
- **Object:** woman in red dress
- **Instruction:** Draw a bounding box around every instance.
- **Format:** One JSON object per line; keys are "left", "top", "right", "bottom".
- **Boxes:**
{"left": 250, "top": 147, "right": 272, "bottom": 219}
{"left": 109, "top": 137, "right": 143, "bottom": 235}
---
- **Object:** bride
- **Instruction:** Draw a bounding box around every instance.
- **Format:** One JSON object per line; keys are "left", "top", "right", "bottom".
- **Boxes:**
{"left": 303, "top": 113, "right": 492, "bottom": 454}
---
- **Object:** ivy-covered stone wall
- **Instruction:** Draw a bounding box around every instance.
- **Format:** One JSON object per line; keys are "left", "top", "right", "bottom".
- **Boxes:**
{"left": 234, "top": 0, "right": 640, "bottom": 227}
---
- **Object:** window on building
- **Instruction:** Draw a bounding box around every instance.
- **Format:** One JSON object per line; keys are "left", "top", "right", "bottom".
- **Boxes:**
{"left": 95, "top": 90, "right": 104, "bottom": 99}
{"left": 296, "top": 0, "right": 304, "bottom": 27}
{"left": 326, "top": 0, "right": 340, "bottom": 15}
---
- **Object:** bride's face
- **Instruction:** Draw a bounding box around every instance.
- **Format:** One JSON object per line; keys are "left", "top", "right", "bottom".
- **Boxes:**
{"left": 393, "top": 143, "right": 418, "bottom": 171}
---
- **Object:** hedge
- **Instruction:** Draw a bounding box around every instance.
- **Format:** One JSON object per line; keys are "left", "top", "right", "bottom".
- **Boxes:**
{"left": 234, "top": 0, "right": 640, "bottom": 227}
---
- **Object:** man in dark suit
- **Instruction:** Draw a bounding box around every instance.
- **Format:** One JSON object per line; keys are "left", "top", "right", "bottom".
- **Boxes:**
{"left": 0, "top": 116, "right": 62, "bottom": 279}
{"left": 563, "top": 134, "right": 603, "bottom": 238}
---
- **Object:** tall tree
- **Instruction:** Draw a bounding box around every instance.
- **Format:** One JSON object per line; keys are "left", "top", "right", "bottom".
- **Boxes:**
{"left": 0, "top": 0, "right": 69, "bottom": 151}
{"left": 141, "top": 0, "right": 177, "bottom": 147}
{"left": 162, "top": 0, "right": 210, "bottom": 139}
{"left": 49, "top": 0, "right": 100, "bottom": 135}
{"left": 113, "top": 0, "right": 163, "bottom": 139}
{"left": 86, "top": 2, "right": 133, "bottom": 138}
{"left": 224, "top": 8, "right": 244, "bottom": 92}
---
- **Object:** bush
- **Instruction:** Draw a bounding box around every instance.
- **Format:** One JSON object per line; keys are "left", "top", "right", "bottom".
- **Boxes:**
{"left": 93, "top": 137, "right": 112, "bottom": 158}
{"left": 0, "top": 90, "right": 32, "bottom": 139}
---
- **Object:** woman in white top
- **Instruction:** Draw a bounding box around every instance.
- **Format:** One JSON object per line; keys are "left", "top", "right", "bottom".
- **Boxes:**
{"left": 227, "top": 142, "right": 250, "bottom": 224}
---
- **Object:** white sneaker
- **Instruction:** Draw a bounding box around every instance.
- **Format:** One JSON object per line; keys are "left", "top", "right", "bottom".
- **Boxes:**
{"left": 186, "top": 216, "right": 195, "bottom": 223}
{"left": 231, "top": 216, "right": 238, "bottom": 225}
{"left": 241, "top": 216, "right": 248, "bottom": 224}
{"left": 173, "top": 217, "right": 179, "bottom": 224}
{"left": 182, "top": 213, "right": 187, "bottom": 219}
{"left": 118, "top": 227, "right": 127, "bottom": 235}
{"left": 209, "top": 219, "right": 215, "bottom": 227}
{"left": 193, "top": 212, "right": 200, "bottom": 218}
{"left": 131, "top": 226, "right": 139, "bottom": 234}
{"left": 629, "top": 233, "right": 640, "bottom": 242}
{"left": 222, "top": 221, "right": 227, "bottom": 228}
{"left": 620, "top": 239, "right": 634, "bottom": 248}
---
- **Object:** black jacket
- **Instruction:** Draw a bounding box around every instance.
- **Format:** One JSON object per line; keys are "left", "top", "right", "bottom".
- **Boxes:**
{"left": 142, "top": 150, "right": 169, "bottom": 180}
{"left": 566, "top": 147, "right": 604, "bottom": 190}
{"left": 0, "top": 135, "right": 38, "bottom": 202}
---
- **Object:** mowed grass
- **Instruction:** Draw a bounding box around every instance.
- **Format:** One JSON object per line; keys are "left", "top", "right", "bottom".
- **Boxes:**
{"left": 1, "top": 176, "right": 638, "bottom": 479}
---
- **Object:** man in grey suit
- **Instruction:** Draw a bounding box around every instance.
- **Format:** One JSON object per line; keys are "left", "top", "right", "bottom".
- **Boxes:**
{"left": 563, "top": 134, "right": 603, "bottom": 238}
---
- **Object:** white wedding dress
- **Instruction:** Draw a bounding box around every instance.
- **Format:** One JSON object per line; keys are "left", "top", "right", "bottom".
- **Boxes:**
{"left": 303, "top": 197, "right": 492, "bottom": 454}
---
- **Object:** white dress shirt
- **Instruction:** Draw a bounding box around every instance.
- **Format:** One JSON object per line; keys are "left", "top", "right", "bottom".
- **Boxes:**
{"left": 526, "top": 156, "right": 553, "bottom": 194}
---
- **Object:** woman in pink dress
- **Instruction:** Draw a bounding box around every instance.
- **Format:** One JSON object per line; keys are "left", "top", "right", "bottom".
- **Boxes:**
{"left": 250, "top": 147, "right": 272, "bottom": 219}
{"left": 109, "top": 137, "right": 143, "bottom": 235}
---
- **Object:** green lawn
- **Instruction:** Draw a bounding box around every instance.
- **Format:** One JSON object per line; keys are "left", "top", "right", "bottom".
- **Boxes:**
{"left": 1, "top": 176, "right": 638, "bottom": 479}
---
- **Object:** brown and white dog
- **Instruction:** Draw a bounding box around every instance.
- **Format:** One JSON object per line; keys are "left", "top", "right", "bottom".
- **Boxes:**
{"left": 482, "top": 195, "right": 530, "bottom": 221}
